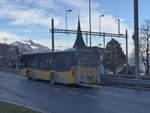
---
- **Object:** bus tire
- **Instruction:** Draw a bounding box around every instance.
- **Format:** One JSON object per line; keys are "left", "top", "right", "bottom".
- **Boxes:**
{"left": 26, "top": 71, "right": 32, "bottom": 80}
{"left": 50, "top": 73, "right": 56, "bottom": 85}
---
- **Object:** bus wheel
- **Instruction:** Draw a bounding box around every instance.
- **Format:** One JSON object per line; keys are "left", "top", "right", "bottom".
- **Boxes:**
{"left": 50, "top": 73, "right": 56, "bottom": 85}
{"left": 26, "top": 71, "right": 32, "bottom": 80}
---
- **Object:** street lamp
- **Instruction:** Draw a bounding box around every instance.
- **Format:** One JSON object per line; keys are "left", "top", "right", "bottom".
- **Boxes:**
{"left": 65, "top": 9, "right": 72, "bottom": 31}
{"left": 89, "top": 0, "right": 92, "bottom": 47}
{"left": 99, "top": 15, "right": 105, "bottom": 48}
{"left": 99, "top": 15, "right": 104, "bottom": 33}
{"left": 115, "top": 18, "right": 121, "bottom": 34}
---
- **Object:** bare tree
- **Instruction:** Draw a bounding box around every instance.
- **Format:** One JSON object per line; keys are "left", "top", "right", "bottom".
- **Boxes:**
{"left": 140, "top": 20, "right": 150, "bottom": 75}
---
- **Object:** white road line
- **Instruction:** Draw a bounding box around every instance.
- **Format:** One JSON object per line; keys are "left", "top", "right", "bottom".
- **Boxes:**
{"left": 67, "top": 90, "right": 78, "bottom": 95}
{"left": 86, "top": 90, "right": 94, "bottom": 93}
{"left": 85, "top": 94, "right": 99, "bottom": 99}
{"left": 52, "top": 87, "right": 60, "bottom": 91}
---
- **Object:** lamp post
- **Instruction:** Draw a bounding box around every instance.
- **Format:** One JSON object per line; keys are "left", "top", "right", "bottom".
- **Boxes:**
{"left": 115, "top": 19, "right": 121, "bottom": 34}
{"left": 99, "top": 15, "right": 104, "bottom": 33}
{"left": 99, "top": 15, "right": 105, "bottom": 48}
{"left": 65, "top": 9, "right": 72, "bottom": 31}
{"left": 89, "top": 0, "right": 92, "bottom": 47}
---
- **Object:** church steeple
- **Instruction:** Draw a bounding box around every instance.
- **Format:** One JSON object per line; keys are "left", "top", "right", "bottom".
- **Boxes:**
{"left": 73, "top": 16, "right": 86, "bottom": 49}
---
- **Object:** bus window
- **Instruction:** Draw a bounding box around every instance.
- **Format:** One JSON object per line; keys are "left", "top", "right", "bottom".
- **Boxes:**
{"left": 40, "top": 59, "right": 49, "bottom": 70}
{"left": 31, "top": 60, "right": 38, "bottom": 69}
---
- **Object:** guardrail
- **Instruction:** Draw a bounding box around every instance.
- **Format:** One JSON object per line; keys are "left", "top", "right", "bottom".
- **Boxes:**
{"left": 0, "top": 67, "right": 19, "bottom": 73}
{"left": 100, "top": 75, "right": 150, "bottom": 89}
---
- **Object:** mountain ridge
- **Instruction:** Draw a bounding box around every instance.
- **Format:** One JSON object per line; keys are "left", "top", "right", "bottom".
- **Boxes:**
{"left": 11, "top": 40, "right": 50, "bottom": 53}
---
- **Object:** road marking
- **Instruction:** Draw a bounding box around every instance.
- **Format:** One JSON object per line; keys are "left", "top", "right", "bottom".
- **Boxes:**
{"left": 86, "top": 90, "right": 95, "bottom": 93}
{"left": 85, "top": 94, "right": 99, "bottom": 99}
{"left": 52, "top": 87, "right": 60, "bottom": 91}
{"left": 67, "top": 90, "right": 78, "bottom": 95}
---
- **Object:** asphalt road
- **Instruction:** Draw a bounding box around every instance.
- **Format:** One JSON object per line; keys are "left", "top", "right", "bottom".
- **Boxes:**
{"left": 0, "top": 71, "right": 150, "bottom": 113}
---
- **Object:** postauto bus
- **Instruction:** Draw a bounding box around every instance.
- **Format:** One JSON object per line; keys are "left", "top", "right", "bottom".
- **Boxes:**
{"left": 20, "top": 49, "right": 100, "bottom": 85}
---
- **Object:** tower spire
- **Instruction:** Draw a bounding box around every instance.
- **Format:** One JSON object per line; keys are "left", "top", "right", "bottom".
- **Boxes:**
{"left": 73, "top": 16, "right": 86, "bottom": 49}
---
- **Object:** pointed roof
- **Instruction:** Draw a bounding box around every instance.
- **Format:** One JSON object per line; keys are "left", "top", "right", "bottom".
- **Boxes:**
{"left": 73, "top": 17, "right": 86, "bottom": 49}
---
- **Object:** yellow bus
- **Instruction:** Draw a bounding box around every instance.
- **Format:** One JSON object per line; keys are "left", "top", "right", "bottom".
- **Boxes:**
{"left": 20, "top": 49, "right": 100, "bottom": 85}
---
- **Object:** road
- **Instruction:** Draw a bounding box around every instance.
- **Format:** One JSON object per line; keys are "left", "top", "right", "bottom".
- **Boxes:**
{"left": 0, "top": 71, "right": 150, "bottom": 113}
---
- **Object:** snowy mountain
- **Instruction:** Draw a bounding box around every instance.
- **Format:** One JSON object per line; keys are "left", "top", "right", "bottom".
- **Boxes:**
{"left": 11, "top": 40, "right": 50, "bottom": 53}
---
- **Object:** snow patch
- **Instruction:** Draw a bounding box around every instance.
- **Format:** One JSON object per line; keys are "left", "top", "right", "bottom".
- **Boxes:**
{"left": 11, "top": 40, "right": 50, "bottom": 53}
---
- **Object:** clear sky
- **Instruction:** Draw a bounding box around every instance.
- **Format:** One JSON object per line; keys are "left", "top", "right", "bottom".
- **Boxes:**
{"left": 0, "top": 0, "right": 149, "bottom": 53}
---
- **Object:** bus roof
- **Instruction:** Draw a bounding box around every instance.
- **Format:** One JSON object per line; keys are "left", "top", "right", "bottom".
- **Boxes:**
{"left": 22, "top": 51, "right": 76, "bottom": 56}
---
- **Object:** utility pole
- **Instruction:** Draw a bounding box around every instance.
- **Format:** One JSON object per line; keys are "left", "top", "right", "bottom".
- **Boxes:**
{"left": 89, "top": 0, "right": 92, "bottom": 47}
{"left": 86, "top": 32, "right": 88, "bottom": 46}
{"left": 103, "top": 35, "right": 105, "bottom": 48}
{"left": 126, "top": 30, "right": 129, "bottom": 74}
{"left": 51, "top": 19, "right": 54, "bottom": 52}
{"left": 134, "top": 0, "right": 140, "bottom": 79}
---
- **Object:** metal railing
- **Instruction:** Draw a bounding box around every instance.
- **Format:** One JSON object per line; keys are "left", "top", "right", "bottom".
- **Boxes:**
{"left": 100, "top": 75, "right": 150, "bottom": 88}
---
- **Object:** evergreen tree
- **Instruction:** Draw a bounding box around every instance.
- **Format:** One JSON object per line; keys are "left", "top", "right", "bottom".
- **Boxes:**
{"left": 104, "top": 39, "right": 126, "bottom": 73}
